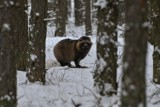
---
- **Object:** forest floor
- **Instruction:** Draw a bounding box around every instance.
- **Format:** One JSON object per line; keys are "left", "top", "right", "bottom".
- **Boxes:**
{"left": 17, "top": 23, "right": 160, "bottom": 107}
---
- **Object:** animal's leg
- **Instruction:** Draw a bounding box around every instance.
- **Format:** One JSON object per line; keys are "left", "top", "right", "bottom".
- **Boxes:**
{"left": 59, "top": 61, "right": 67, "bottom": 66}
{"left": 74, "top": 60, "right": 81, "bottom": 68}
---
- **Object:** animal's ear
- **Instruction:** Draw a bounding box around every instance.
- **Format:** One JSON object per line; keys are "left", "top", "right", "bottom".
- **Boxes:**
{"left": 79, "top": 36, "right": 91, "bottom": 41}
{"left": 78, "top": 38, "right": 83, "bottom": 41}
{"left": 78, "top": 36, "right": 85, "bottom": 41}
{"left": 87, "top": 37, "right": 92, "bottom": 42}
{"left": 87, "top": 37, "right": 91, "bottom": 41}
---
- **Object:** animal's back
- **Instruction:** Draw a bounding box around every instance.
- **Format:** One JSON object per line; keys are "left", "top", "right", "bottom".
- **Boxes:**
{"left": 54, "top": 39, "right": 76, "bottom": 63}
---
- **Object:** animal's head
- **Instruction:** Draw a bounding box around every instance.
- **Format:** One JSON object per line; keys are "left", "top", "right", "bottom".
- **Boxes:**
{"left": 76, "top": 36, "right": 92, "bottom": 51}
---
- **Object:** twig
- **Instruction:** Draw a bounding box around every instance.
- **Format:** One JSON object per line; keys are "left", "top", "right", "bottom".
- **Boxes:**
{"left": 17, "top": 95, "right": 25, "bottom": 100}
{"left": 76, "top": 85, "right": 82, "bottom": 96}
{"left": 71, "top": 99, "right": 82, "bottom": 107}
{"left": 117, "top": 27, "right": 124, "bottom": 31}
{"left": 44, "top": 17, "right": 56, "bottom": 21}
{"left": 153, "top": 100, "right": 160, "bottom": 105}
{"left": 149, "top": 78, "right": 160, "bottom": 89}
{"left": 48, "top": 77, "right": 57, "bottom": 85}
{"left": 148, "top": 78, "right": 160, "bottom": 102}
{"left": 82, "top": 85, "right": 102, "bottom": 105}
{"left": 19, "top": 80, "right": 28, "bottom": 85}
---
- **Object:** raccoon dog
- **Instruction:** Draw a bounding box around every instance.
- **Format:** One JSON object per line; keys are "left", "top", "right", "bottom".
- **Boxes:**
{"left": 54, "top": 36, "right": 92, "bottom": 68}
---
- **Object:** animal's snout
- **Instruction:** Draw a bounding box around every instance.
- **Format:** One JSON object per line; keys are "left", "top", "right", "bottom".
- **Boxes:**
{"left": 84, "top": 43, "right": 88, "bottom": 47}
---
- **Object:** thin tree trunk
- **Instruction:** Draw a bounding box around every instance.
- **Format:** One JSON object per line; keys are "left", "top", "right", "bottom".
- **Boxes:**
{"left": 148, "top": 0, "right": 154, "bottom": 45}
{"left": 74, "top": 0, "right": 83, "bottom": 26}
{"left": 149, "top": 0, "right": 160, "bottom": 84}
{"left": 94, "top": 0, "right": 118, "bottom": 96}
{"left": 118, "top": 1, "right": 125, "bottom": 25}
{"left": 121, "top": 0, "right": 148, "bottom": 106}
{"left": 16, "top": 0, "right": 28, "bottom": 71}
{"left": 84, "top": 0, "right": 92, "bottom": 36}
{"left": 27, "top": 0, "right": 47, "bottom": 84}
{"left": 68, "top": 0, "right": 72, "bottom": 18}
{"left": 55, "top": 0, "right": 67, "bottom": 36}
{"left": 0, "top": 0, "right": 17, "bottom": 106}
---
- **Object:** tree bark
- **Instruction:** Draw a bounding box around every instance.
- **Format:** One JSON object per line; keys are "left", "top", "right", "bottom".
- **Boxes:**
{"left": 121, "top": 0, "right": 148, "bottom": 107}
{"left": 94, "top": 0, "right": 118, "bottom": 96}
{"left": 0, "top": 0, "right": 17, "bottom": 106}
{"left": 55, "top": 0, "right": 67, "bottom": 36}
{"left": 16, "top": 0, "right": 28, "bottom": 71}
{"left": 84, "top": 0, "right": 92, "bottom": 36}
{"left": 68, "top": 0, "right": 72, "bottom": 17}
{"left": 27, "top": 0, "right": 47, "bottom": 84}
{"left": 149, "top": 0, "right": 160, "bottom": 84}
{"left": 74, "top": 0, "right": 83, "bottom": 26}
{"left": 118, "top": 0, "right": 125, "bottom": 25}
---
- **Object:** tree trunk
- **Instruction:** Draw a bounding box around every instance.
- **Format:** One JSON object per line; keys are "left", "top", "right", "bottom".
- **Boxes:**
{"left": 121, "top": 0, "right": 148, "bottom": 107}
{"left": 55, "top": 0, "right": 67, "bottom": 36}
{"left": 148, "top": 0, "right": 154, "bottom": 45}
{"left": 118, "top": 1, "right": 125, "bottom": 25}
{"left": 74, "top": 0, "right": 83, "bottom": 26}
{"left": 27, "top": 0, "right": 47, "bottom": 84}
{"left": 68, "top": 0, "right": 72, "bottom": 18}
{"left": 16, "top": 0, "right": 28, "bottom": 71}
{"left": 149, "top": 0, "right": 160, "bottom": 84}
{"left": 0, "top": 0, "right": 17, "bottom": 106}
{"left": 84, "top": 0, "right": 92, "bottom": 36}
{"left": 94, "top": 0, "right": 118, "bottom": 96}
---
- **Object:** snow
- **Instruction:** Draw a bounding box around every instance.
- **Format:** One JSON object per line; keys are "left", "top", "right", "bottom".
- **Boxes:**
{"left": 1, "top": 95, "right": 11, "bottom": 101}
{"left": 2, "top": 23, "right": 10, "bottom": 31}
{"left": 94, "top": 0, "right": 107, "bottom": 9}
{"left": 96, "top": 57, "right": 107, "bottom": 72}
{"left": 30, "top": 54, "right": 37, "bottom": 61}
{"left": 9, "top": 1, "right": 14, "bottom": 5}
{"left": 104, "top": 83, "right": 114, "bottom": 92}
{"left": 16, "top": 8, "right": 160, "bottom": 107}
{"left": 155, "top": 46, "right": 160, "bottom": 54}
{"left": 142, "top": 22, "right": 152, "bottom": 29}
{"left": 35, "top": 13, "right": 40, "bottom": 16}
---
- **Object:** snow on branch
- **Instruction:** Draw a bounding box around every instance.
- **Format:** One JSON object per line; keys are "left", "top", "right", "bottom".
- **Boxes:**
{"left": 93, "top": 0, "right": 107, "bottom": 9}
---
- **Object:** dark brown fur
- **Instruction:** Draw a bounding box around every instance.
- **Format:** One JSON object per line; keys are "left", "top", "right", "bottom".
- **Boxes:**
{"left": 54, "top": 36, "right": 92, "bottom": 67}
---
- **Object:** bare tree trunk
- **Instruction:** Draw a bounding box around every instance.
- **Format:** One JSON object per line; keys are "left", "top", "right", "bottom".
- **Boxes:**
{"left": 0, "top": 0, "right": 17, "bottom": 106}
{"left": 149, "top": 0, "right": 160, "bottom": 84}
{"left": 27, "top": 0, "right": 47, "bottom": 84}
{"left": 94, "top": 0, "right": 118, "bottom": 96}
{"left": 121, "top": 0, "right": 148, "bottom": 106}
{"left": 118, "top": 0, "right": 125, "bottom": 25}
{"left": 16, "top": 0, "right": 28, "bottom": 71}
{"left": 55, "top": 0, "right": 67, "bottom": 36}
{"left": 74, "top": 0, "right": 83, "bottom": 26}
{"left": 68, "top": 0, "right": 72, "bottom": 18}
{"left": 84, "top": 0, "right": 92, "bottom": 36}
{"left": 148, "top": 0, "right": 154, "bottom": 45}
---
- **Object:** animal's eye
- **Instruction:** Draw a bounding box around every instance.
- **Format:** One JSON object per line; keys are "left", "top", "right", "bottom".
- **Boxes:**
{"left": 79, "top": 39, "right": 83, "bottom": 41}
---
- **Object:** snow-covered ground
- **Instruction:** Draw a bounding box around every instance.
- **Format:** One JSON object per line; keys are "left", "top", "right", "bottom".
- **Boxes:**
{"left": 17, "top": 23, "right": 160, "bottom": 107}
